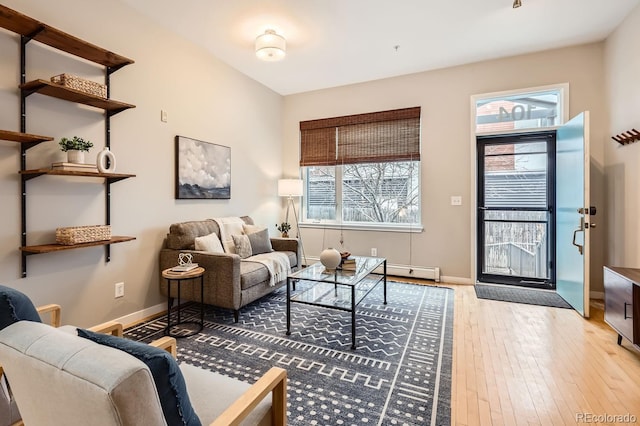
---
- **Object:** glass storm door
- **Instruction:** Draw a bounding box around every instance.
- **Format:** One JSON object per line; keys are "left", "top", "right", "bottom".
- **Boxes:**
{"left": 477, "top": 133, "right": 555, "bottom": 288}
{"left": 555, "top": 112, "right": 592, "bottom": 317}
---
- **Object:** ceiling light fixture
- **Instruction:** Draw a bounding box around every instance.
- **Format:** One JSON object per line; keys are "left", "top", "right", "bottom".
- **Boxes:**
{"left": 512, "top": 0, "right": 522, "bottom": 8}
{"left": 255, "top": 29, "right": 286, "bottom": 61}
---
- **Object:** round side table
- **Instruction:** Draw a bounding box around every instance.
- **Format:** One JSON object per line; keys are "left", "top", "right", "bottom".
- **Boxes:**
{"left": 162, "top": 266, "right": 205, "bottom": 338}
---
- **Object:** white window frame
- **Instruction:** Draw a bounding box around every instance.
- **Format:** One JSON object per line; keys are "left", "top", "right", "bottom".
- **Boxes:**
{"left": 300, "top": 162, "right": 423, "bottom": 233}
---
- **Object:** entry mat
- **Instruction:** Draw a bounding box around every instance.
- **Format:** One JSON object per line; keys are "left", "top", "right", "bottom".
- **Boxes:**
{"left": 474, "top": 284, "right": 572, "bottom": 309}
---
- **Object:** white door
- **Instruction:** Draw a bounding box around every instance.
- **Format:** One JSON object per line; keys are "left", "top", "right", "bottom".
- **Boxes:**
{"left": 555, "top": 112, "right": 593, "bottom": 317}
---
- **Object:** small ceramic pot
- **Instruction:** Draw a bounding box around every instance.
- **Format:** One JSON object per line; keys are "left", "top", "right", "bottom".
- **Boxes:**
{"left": 67, "top": 150, "right": 85, "bottom": 164}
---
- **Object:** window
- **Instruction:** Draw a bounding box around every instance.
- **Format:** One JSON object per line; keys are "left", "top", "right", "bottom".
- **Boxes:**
{"left": 300, "top": 107, "right": 421, "bottom": 227}
{"left": 474, "top": 86, "right": 567, "bottom": 134}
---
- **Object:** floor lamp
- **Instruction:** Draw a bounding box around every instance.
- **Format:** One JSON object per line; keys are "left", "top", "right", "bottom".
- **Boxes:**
{"left": 278, "top": 179, "right": 307, "bottom": 266}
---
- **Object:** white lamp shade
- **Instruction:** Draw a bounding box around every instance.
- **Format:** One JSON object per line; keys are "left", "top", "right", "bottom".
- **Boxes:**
{"left": 255, "top": 29, "right": 286, "bottom": 61}
{"left": 278, "top": 179, "right": 303, "bottom": 197}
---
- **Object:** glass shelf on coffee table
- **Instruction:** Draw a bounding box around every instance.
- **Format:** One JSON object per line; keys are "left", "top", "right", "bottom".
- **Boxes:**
{"left": 286, "top": 256, "right": 387, "bottom": 349}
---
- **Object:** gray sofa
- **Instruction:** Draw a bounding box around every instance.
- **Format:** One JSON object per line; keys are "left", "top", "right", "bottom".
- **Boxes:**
{"left": 159, "top": 216, "right": 299, "bottom": 322}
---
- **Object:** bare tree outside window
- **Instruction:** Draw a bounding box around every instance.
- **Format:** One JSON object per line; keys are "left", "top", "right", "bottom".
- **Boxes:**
{"left": 305, "top": 161, "right": 420, "bottom": 225}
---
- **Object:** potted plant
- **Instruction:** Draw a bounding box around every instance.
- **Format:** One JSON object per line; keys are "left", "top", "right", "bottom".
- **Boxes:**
{"left": 59, "top": 136, "right": 93, "bottom": 164}
{"left": 276, "top": 222, "right": 292, "bottom": 238}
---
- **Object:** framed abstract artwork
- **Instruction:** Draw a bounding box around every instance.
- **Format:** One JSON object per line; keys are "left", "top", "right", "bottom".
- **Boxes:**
{"left": 175, "top": 135, "right": 231, "bottom": 199}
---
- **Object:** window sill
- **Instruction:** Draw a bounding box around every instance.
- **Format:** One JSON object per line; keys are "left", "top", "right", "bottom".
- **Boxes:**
{"left": 298, "top": 222, "right": 423, "bottom": 233}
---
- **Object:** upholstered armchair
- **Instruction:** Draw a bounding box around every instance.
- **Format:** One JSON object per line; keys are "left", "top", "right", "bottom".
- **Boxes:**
{"left": 0, "top": 285, "right": 287, "bottom": 426}
{"left": 0, "top": 285, "right": 129, "bottom": 426}
{"left": 0, "top": 321, "right": 287, "bottom": 425}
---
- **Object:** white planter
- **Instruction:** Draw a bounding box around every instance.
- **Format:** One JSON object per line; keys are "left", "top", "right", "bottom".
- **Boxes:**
{"left": 320, "top": 248, "right": 342, "bottom": 271}
{"left": 67, "top": 150, "right": 85, "bottom": 164}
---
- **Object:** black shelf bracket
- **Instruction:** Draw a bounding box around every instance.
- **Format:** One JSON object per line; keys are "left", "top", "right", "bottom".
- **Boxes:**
{"left": 105, "top": 181, "right": 111, "bottom": 262}
{"left": 20, "top": 35, "right": 28, "bottom": 277}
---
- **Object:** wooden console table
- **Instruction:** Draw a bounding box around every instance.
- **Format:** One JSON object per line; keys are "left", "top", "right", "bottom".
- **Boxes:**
{"left": 603, "top": 266, "right": 640, "bottom": 349}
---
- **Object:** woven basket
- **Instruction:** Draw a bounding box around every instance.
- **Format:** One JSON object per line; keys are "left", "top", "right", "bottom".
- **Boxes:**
{"left": 51, "top": 73, "right": 107, "bottom": 98}
{"left": 56, "top": 225, "right": 111, "bottom": 245}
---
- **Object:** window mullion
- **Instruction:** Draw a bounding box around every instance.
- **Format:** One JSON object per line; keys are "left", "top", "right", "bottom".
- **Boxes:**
{"left": 336, "top": 164, "right": 343, "bottom": 224}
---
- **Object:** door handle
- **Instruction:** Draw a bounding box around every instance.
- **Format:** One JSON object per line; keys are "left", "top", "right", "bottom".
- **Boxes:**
{"left": 572, "top": 229, "right": 583, "bottom": 255}
{"left": 572, "top": 217, "right": 585, "bottom": 255}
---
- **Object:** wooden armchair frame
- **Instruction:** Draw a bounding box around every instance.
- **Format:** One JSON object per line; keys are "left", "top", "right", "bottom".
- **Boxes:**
{"left": 35, "top": 304, "right": 61, "bottom": 327}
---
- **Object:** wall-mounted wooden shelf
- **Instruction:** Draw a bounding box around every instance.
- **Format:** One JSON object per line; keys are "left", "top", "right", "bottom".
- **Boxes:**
{"left": 20, "top": 80, "right": 135, "bottom": 114}
{"left": 20, "top": 168, "right": 135, "bottom": 183}
{"left": 0, "top": 4, "right": 136, "bottom": 276}
{"left": 20, "top": 236, "right": 136, "bottom": 255}
{"left": 0, "top": 129, "right": 53, "bottom": 144}
{"left": 0, "top": 5, "right": 134, "bottom": 69}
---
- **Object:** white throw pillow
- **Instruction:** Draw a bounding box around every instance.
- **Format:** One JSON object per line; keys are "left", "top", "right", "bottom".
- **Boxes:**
{"left": 194, "top": 232, "right": 224, "bottom": 253}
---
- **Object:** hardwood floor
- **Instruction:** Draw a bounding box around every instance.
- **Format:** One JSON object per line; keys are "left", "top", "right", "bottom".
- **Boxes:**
{"left": 136, "top": 276, "right": 640, "bottom": 424}
{"left": 415, "top": 280, "right": 640, "bottom": 426}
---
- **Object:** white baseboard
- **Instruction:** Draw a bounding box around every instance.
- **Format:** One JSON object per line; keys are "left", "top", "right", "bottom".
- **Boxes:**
{"left": 440, "top": 276, "right": 473, "bottom": 285}
{"left": 114, "top": 302, "right": 166, "bottom": 328}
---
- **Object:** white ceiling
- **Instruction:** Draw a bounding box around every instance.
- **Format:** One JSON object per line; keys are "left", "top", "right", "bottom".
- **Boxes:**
{"left": 121, "top": 0, "right": 640, "bottom": 95}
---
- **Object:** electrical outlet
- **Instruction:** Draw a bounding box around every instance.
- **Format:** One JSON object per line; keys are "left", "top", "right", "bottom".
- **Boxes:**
{"left": 371, "top": 248, "right": 377, "bottom": 256}
{"left": 451, "top": 196, "right": 462, "bottom": 206}
{"left": 160, "top": 109, "right": 168, "bottom": 122}
{"left": 115, "top": 282, "right": 125, "bottom": 298}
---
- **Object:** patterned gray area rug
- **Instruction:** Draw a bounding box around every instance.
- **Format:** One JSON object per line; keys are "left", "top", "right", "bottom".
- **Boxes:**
{"left": 474, "top": 284, "right": 572, "bottom": 308}
{"left": 125, "top": 281, "right": 454, "bottom": 426}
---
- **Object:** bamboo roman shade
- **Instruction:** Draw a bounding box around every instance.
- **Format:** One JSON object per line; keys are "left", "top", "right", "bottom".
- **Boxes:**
{"left": 299, "top": 107, "right": 421, "bottom": 167}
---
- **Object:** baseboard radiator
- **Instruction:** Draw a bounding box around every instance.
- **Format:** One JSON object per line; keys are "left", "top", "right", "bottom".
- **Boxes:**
{"left": 303, "top": 257, "right": 440, "bottom": 282}
{"left": 386, "top": 265, "right": 441, "bottom": 282}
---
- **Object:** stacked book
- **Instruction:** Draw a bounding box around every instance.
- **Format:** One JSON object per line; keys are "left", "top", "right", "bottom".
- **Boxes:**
{"left": 170, "top": 263, "right": 199, "bottom": 272}
{"left": 52, "top": 162, "right": 98, "bottom": 173}
{"left": 341, "top": 257, "right": 357, "bottom": 270}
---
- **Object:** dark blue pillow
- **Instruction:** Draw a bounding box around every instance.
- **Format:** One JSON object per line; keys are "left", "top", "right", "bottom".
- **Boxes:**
{"left": 0, "top": 285, "right": 41, "bottom": 330}
{"left": 77, "top": 328, "right": 201, "bottom": 426}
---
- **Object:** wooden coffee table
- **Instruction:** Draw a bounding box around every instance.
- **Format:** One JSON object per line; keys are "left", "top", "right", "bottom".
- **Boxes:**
{"left": 286, "top": 256, "right": 387, "bottom": 349}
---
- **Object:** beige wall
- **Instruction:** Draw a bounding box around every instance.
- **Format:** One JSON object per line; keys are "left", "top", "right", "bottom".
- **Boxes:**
{"left": 0, "top": 0, "right": 283, "bottom": 326}
{"left": 604, "top": 4, "right": 640, "bottom": 268}
{"left": 0, "top": 1, "right": 621, "bottom": 326}
{"left": 284, "top": 43, "right": 608, "bottom": 290}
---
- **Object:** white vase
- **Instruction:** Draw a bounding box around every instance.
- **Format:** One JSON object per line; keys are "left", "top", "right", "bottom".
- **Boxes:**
{"left": 320, "top": 248, "right": 342, "bottom": 271}
{"left": 67, "top": 150, "right": 84, "bottom": 164}
{"left": 96, "top": 147, "right": 117, "bottom": 173}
